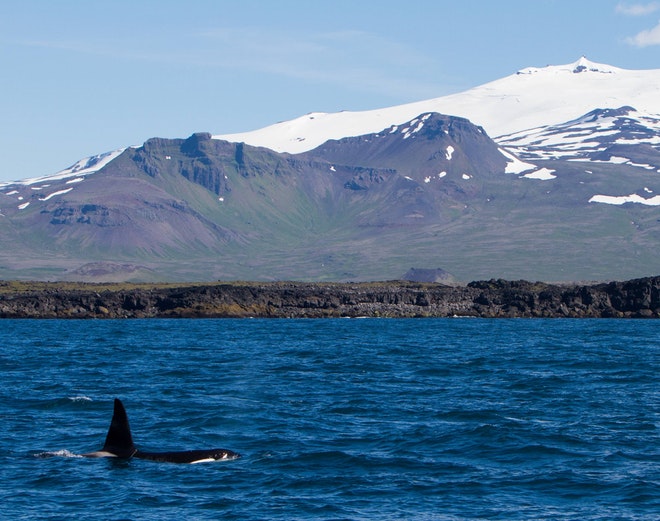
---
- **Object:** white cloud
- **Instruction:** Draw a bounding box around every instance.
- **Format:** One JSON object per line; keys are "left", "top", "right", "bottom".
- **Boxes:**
{"left": 616, "top": 2, "right": 660, "bottom": 15}
{"left": 626, "top": 19, "right": 660, "bottom": 46}
{"left": 617, "top": 3, "right": 660, "bottom": 46}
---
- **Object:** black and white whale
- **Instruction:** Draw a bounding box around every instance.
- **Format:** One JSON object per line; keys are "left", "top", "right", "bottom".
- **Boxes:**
{"left": 83, "top": 398, "right": 240, "bottom": 464}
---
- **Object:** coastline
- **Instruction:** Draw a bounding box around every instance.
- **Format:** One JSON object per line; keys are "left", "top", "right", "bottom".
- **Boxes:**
{"left": 0, "top": 277, "right": 659, "bottom": 318}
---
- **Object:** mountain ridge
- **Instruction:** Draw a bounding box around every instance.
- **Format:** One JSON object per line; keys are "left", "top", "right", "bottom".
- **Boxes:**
{"left": 1, "top": 58, "right": 660, "bottom": 282}
{"left": 213, "top": 57, "right": 660, "bottom": 154}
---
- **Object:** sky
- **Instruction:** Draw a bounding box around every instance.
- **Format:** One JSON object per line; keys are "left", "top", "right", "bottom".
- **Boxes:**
{"left": 1, "top": 0, "right": 660, "bottom": 183}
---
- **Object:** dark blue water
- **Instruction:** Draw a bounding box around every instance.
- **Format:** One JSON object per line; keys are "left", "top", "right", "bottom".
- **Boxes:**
{"left": 0, "top": 319, "right": 657, "bottom": 520}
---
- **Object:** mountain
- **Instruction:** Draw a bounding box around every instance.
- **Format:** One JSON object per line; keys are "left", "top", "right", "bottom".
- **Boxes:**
{"left": 1, "top": 58, "right": 660, "bottom": 282}
{"left": 214, "top": 57, "right": 660, "bottom": 153}
{"left": 0, "top": 115, "right": 513, "bottom": 281}
{"left": 498, "top": 106, "right": 660, "bottom": 162}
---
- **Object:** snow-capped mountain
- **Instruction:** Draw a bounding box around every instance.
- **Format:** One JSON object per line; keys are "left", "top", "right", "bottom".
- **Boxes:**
{"left": 1, "top": 57, "right": 660, "bottom": 283}
{"left": 214, "top": 57, "right": 660, "bottom": 153}
{"left": 0, "top": 148, "right": 126, "bottom": 190}
{"left": 498, "top": 106, "right": 660, "bottom": 162}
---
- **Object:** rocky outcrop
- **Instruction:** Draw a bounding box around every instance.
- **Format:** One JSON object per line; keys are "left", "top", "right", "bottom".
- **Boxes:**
{"left": 402, "top": 268, "right": 456, "bottom": 284}
{"left": 0, "top": 277, "right": 659, "bottom": 319}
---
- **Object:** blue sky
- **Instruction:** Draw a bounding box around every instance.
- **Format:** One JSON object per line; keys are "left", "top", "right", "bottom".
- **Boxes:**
{"left": 1, "top": 0, "right": 660, "bottom": 182}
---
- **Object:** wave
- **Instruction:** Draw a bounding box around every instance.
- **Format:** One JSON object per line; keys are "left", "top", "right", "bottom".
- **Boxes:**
{"left": 34, "top": 449, "right": 83, "bottom": 459}
{"left": 67, "top": 396, "right": 92, "bottom": 403}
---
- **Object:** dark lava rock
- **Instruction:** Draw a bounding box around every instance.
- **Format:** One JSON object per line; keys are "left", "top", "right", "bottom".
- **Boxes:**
{"left": 0, "top": 276, "right": 659, "bottom": 319}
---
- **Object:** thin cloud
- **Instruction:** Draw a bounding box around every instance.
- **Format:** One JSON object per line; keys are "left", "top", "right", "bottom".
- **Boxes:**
{"left": 197, "top": 27, "right": 445, "bottom": 100}
{"left": 14, "top": 28, "right": 447, "bottom": 101}
{"left": 616, "top": 2, "right": 660, "bottom": 15}
{"left": 16, "top": 37, "right": 187, "bottom": 64}
{"left": 625, "top": 19, "right": 660, "bottom": 46}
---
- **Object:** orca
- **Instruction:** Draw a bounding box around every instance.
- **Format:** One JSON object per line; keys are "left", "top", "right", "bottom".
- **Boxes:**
{"left": 83, "top": 398, "right": 240, "bottom": 464}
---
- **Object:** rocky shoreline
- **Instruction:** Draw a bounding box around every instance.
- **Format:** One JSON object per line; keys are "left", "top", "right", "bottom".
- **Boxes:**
{"left": 0, "top": 277, "right": 659, "bottom": 318}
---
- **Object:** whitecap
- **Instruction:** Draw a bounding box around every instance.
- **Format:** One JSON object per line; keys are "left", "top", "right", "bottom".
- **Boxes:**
{"left": 34, "top": 450, "right": 83, "bottom": 459}
{"left": 67, "top": 396, "right": 92, "bottom": 402}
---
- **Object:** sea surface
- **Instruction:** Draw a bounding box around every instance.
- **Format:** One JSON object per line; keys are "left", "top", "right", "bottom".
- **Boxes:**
{"left": 0, "top": 318, "right": 658, "bottom": 520}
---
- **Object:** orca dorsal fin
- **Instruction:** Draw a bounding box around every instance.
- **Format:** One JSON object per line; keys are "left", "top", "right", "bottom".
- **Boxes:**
{"left": 101, "top": 398, "right": 137, "bottom": 458}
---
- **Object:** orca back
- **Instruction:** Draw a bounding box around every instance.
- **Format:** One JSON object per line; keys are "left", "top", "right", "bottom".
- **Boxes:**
{"left": 101, "top": 398, "right": 137, "bottom": 458}
{"left": 135, "top": 448, "right": 240, "bottom": 464}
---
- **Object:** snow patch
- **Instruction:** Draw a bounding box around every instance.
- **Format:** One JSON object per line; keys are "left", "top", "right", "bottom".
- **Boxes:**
{"left": 589, "top": 155, "right": 658, "bottom": 169}
{"left": 523, "top": 168, "right": 556, "bottom": 180}
{"left": 39, "top": 188, "right": 73, "bottom": 201}
{"left": 499, "top": 148, "right": 536, "bottom": 174}
{"left": 18, "top": 202, "right": 30, "bottom": 210}
{"left": 445, "top": 146, "right": 455, "bottom": 160}
{"left": 402, "top": 118, "right": 425, "bottom": 139}
{"left": 589, "top": 193, "right": 660, "bottom": 206}
{"left": 629, "top": 162, "right": 655, "bottom": 170}
{"left": 424, "top": 171, "right": 448, "bottom": 183}
{"left": 607, "top": 156, "right": 630, "bottom": 164}
{"left": 462, "top": 173, "right": 471, "bottom": 180}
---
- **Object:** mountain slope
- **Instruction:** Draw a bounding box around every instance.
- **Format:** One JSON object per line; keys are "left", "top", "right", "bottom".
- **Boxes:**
{"left": 1, "top": 58, "right": 660, "bottom": 282}
{"left": 1, "top": 116, "right": 519, "bottom": 280}
{"left": 498, "top": 106, "right": 660, "bottom": 162}
{"left": 214, "top": 57, "right": 660, "bottom": 153}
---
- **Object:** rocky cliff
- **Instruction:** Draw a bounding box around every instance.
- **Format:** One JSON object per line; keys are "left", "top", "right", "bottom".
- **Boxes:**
{"left": 1, "top": 277, "right": 659, "bottom": 318}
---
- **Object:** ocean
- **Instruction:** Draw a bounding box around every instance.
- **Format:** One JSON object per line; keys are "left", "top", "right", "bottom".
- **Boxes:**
{"left": 0, "top": 318, "right": 657, "bottom": 520}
